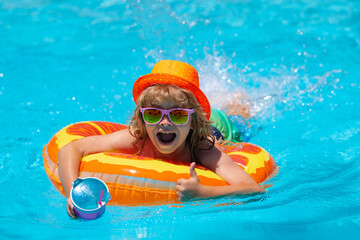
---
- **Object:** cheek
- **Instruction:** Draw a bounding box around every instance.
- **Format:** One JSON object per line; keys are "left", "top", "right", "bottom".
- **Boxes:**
{"left": 144, "top": 124, "right": 154, "bottom": 140}
{"left": 144, "top": 124, "right": 153, "bottom": 135}
{"left": 179, "top": 125, "right": 192, "bottom": 139}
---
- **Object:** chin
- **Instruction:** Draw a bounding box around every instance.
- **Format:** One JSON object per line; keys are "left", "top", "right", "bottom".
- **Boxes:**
{"left": 153, "top": 141, "right": 179, "bottom": 155}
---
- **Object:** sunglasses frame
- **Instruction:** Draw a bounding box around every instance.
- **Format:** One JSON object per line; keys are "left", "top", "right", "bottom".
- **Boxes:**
{"left": 140, "top": 107, "right": 195, "bottom": 126}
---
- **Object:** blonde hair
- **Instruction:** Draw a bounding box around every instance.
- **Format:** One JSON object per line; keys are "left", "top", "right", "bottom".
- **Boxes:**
{"left": 129, "top": 84, "right": 214, "bottom": 163}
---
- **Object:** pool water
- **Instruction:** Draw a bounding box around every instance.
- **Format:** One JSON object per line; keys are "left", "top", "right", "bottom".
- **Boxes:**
{"left": 1, "top": 0, "right": 360, "bottom": 239}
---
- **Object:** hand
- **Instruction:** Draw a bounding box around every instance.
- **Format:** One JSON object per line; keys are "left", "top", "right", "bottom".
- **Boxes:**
{"left": 66, "top": 197, "right": 77, "bottom": 219}
{"left": 176, "top": 162, "right": 203, "bottom": 201}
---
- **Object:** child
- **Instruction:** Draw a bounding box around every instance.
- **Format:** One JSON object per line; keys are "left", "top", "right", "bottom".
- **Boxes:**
{"left": 58, "top": 60, "right": 263, "bottom": 218}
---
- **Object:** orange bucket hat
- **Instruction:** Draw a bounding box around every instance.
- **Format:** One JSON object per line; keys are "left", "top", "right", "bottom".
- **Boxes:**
{"left": 133, "top": 60, "right": 211, "bottom": 119}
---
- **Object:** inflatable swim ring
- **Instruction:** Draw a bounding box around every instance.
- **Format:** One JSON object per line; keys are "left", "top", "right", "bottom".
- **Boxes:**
{"left": 43, "top": 121, "right": 276, "bottom": 206}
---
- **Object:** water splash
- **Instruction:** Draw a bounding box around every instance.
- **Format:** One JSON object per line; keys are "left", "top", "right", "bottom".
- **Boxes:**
{"left": 195, "top": 48, "right": 343, "bottom": 124}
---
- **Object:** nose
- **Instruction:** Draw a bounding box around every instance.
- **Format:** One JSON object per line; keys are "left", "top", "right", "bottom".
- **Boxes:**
{"left": 159, "top": 114, "right": 173, "bottom": 126}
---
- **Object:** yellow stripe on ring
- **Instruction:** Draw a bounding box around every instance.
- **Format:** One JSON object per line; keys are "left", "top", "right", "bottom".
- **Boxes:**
{"left": 83, "top": 153, "right": 223, "bottom": 180}
{"left": 227, "top": 150, "right": 270, "bottom": 175}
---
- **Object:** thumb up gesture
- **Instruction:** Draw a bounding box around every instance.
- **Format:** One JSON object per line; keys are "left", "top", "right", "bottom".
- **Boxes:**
{"left": 176, "top": 162, "right": 203, "bottom": 201}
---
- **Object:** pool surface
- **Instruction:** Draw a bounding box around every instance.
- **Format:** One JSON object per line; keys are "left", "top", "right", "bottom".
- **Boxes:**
{"left": 1, "top": 0, "right": 360, "bottom": 239}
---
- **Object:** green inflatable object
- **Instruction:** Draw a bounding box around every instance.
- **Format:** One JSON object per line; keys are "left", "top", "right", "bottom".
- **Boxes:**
{"left": 210, "top": 109, "right": 243, "bottom": 142}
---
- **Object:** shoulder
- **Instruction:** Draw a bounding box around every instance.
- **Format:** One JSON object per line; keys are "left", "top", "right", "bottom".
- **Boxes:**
{"left": 72, "top": 128, "right": 139, "bottom": 155}
{"left": 197, "top": 144, "right": 223, "bottom": 172}
{"left": 102, "top": 129, "right": 139, "bottom": 153}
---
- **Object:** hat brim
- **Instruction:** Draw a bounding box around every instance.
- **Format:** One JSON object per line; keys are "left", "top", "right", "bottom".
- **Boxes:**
{"left": 133, "top": 73, "right": 211, "bottom": 119}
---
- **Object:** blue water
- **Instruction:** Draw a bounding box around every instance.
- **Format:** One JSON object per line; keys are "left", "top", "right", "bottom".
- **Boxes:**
{"left": 1, "top": 0, "right": 360, "bottom": 239}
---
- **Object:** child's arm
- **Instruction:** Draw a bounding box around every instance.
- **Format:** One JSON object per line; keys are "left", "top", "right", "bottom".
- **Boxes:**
{"left": 176, "top": 147, "right": 263, "bottom": 201}
{"left": 58, "top": 129, "right": 136, "bottom": 217}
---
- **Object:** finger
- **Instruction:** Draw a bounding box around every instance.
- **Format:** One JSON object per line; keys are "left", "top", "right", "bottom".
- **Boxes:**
{"left": 67, "top": 199, "right": 77, "bottom": 219}
{"left": 177, "top": 178, "right": 185, "bottom": 185}
{"left": 67, "top": 205, "right": 77, "bottom": 219}
{"left": 176, "top": 191, "right": 183, "bottom": 200}
{"left": 189, "top": 162, "right": 198, "bottom": 179}
{"left": 69, "top": 205, "right": 77, "bottom": 219}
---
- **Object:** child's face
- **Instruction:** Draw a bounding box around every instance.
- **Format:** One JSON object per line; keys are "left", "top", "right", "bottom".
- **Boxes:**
{"left": 144, "top": 101, "right": 192, "bottom": 155}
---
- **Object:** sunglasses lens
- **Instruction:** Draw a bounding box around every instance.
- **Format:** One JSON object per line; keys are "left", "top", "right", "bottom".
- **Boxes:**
{"left": 169, "top": 110, "right": 189, "bottom": 124}
{"left": 143, "top": 109, "right": 162, "bottom": 124}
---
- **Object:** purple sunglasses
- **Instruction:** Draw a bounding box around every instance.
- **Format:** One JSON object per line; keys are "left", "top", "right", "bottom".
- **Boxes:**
{"left": 140, "top": 108, "right": 195, "bottom": 125}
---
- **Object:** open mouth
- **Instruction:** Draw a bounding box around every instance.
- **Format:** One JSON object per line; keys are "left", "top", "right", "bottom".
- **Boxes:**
{"left": 157, "top": 132, "right": 177, "bottom": 144}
